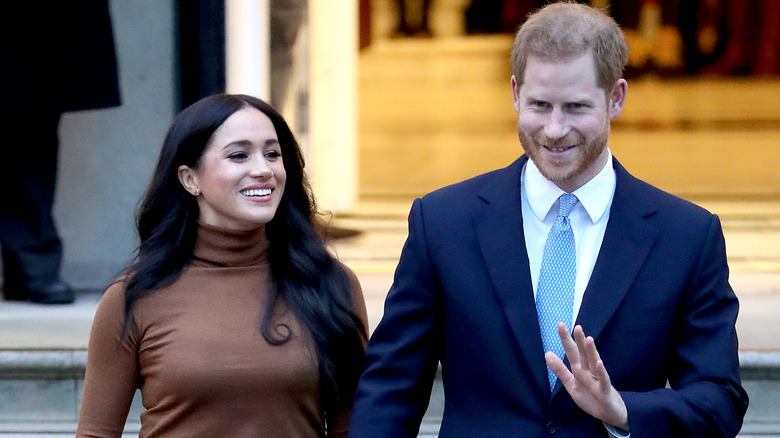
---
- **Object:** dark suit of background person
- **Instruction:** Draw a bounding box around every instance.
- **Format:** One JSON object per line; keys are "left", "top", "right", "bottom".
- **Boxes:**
{"left": 0, "top": 0, "right": 120, "bottom": 304}
{"left": 349, "top": 3, "right": 747, "bottom": 437}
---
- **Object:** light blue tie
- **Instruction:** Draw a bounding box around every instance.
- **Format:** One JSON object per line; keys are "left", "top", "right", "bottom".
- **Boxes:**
{"left": 536, "top": 193, "right": 578, "bottom": 391}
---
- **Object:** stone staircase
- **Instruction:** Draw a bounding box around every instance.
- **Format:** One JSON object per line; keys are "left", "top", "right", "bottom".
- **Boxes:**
{"left": 1, "top": 350, "right": 778, "bottom": 437}
{"left": 0, "top": 350, "right": 141, "bottom": 437}
{"left": 740, "top": 352, "right": 780, "bottom": 437}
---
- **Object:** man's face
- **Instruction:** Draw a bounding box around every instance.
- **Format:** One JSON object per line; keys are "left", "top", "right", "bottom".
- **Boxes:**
{"left": 511, "top": 52, "right": 626, "bottom": 192}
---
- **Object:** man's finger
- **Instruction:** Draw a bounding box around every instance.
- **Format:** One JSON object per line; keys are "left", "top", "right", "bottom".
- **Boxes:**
{"left": 572, "top": 325, "right": 590, "bottom": 367}
{"left": 546, "top": 351, "right": 572, "bottom": 383}
{"left": 581, "top": 333, "right": 600, "bottom": 373}
{"left": 557, "top": 322, "right": 580, "bottom": 366}
{"left": 593, "top": 359, "right": 613, "bottom": 392}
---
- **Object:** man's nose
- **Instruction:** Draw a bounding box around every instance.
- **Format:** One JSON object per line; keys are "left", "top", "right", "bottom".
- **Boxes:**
{"left": 543, "top": 107, "right": 570, "bottom": 140}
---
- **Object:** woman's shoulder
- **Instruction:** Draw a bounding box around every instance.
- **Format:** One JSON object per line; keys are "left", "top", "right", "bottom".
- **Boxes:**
{"left": 335, "top": 261, "right": 368, "bottom": 332}
{"left": 336, "top": 261, "right": 359, "bottom": 285}
{"left": 89, "top": 278, "right": 132, "bottom": 338}
{"left": 100, "top": 277, "right": 129, "bottom": 306}
{"left": 333, "top": 261, "right": 361, "bottom": 297}
{"left": 92, "top": 278, "right": 126, "bottom": 315}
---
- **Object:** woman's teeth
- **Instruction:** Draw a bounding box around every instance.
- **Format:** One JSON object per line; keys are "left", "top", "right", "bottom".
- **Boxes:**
{"left": 241, "top": 188, "right": 271, "bottom": 196}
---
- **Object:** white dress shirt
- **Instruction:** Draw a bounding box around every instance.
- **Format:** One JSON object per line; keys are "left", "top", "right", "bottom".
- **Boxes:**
{"left": 522, "top": 151, "right": 615, "bottom": 324}
{"left": 521, "top": 151, "right": 630, "bottom": 438}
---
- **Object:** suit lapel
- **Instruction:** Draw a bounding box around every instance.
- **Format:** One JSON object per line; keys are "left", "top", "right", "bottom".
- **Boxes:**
{"left": 574, "top": 159, "right": 659, "bottom": 340}
{"left": 474, "top": 156, "right": 551, "bottom": 395}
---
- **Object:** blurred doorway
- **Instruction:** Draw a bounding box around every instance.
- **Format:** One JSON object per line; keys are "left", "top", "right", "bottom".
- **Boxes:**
{"left": 357, "top": 0, "right": 780, "bottom": 203}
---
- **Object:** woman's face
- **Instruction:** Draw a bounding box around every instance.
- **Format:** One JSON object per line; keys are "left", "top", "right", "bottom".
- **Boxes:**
{"left": 178, "top": 107, "right": 287, "bottom": 230}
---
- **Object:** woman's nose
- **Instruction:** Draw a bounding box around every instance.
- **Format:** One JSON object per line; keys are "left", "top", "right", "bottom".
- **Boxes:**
{"left": 249, "top": 159, "right": 273, "bottom": 178}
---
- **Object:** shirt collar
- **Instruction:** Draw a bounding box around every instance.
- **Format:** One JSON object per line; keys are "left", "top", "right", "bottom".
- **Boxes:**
{"left": 524, "top": 150, "right": 615, "bottom": 223}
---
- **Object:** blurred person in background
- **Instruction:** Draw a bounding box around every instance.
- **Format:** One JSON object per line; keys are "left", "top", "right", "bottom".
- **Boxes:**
{"left": 0, "top": 0, "right": 121, "bottom": 304}
{"left": 394, "top": 0, "right": 434, "bottom": 37}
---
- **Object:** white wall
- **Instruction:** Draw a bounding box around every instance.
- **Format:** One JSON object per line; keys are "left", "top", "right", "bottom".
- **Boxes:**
{"left": 308, "top": 0, "right": 359, "bottom": 213}
{"left": 56, "top": 0, "right": 177, "bottom": 290}
{"left": 225, "top": 0, "right": 271, "bottom": 100}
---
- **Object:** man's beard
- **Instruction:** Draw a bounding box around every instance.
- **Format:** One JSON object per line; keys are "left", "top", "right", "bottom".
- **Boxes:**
{"left": 518, "top": 121, "right": 610, "bottom": 185}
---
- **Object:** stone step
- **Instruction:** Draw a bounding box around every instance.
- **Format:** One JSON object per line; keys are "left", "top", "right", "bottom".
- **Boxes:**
{"left": 1, "top": 350, "right": 779, "bottom": 436}
{"left": 0, "top": 350, "right": 141, "bottom": 436}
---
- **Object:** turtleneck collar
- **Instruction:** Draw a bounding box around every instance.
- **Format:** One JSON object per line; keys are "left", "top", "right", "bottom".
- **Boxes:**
{"left": 192, "top": 222, "right": 270, "bottom": 267}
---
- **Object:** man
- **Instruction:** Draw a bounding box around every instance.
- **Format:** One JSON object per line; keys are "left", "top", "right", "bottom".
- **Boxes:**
{"left": 348, "top": 2, "right": 747, "bottom": 437}
{"left": 0, "top": 0, "right": 121, "bottom": 304}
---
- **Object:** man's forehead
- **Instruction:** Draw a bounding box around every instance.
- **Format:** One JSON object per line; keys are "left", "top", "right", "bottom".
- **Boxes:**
{"left": 523, "top": 53, "right": 598, "bottom": 83}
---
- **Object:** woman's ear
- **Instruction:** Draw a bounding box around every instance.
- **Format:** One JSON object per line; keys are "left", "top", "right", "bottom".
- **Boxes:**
{"left": 178, "top": 165, "right": 201, "bottom": 196}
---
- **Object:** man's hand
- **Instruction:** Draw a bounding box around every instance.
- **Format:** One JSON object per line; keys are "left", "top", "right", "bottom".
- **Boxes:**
{"left": 545, "top": 323, "right": 630, "bottom": 432}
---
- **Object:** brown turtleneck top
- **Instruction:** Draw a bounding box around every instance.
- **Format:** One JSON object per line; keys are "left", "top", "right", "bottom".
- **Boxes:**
{"left": 76, "top": 223, "right": 367, "bottom": 437}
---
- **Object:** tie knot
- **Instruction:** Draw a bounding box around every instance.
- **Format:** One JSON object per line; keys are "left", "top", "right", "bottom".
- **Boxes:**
{"left": 557, "top": 193, "right": 578, "bottom": 217}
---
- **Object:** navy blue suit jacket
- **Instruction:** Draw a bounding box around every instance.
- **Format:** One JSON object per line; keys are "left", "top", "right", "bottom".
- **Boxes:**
{"left": 349, "top": 156, "right": 748, "bottom": 438}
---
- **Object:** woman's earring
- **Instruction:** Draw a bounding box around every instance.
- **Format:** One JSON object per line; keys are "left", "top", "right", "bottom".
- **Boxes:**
{"left": 193, "top": 189, "right": 200, "bottom": 196}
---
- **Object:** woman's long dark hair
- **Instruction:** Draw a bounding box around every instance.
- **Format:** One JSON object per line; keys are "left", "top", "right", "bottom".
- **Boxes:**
{"left": 123, "top": 94, "right": 366, "bottom": 410}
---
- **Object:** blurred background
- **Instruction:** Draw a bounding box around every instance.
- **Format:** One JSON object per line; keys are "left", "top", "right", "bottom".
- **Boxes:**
{"left": 359, "top": 0, "right": 780, "bottom": 201}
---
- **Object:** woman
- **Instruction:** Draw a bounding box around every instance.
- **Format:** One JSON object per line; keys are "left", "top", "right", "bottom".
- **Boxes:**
{"left": 77, "top": 94, "right": 368, "bottom": 437}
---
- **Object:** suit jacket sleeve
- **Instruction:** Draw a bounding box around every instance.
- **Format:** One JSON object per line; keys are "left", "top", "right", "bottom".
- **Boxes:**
{"left": 621, "top": 214, "right": 748, "bottom": 437}
{"left": 349, "top": 198, "right": 442, "bottom": 438}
